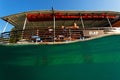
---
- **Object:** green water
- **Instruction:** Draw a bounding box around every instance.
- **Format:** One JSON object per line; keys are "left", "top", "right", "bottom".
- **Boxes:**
{"left": 1, "top": 35, "right": 120, "bottom": 80}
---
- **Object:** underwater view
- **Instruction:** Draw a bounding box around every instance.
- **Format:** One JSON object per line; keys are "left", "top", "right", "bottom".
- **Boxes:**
{"left": 0, "top": 35, "right": 120, "bottom": 80}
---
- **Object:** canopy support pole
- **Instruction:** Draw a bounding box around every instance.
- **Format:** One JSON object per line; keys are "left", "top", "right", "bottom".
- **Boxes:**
{"left": 106, "top": 16, "right": 112, "bottom": 28}
{"left": 53, "top": 15, "right": 56, "bottom": 43}
{"left": 80, "top": 14, "right": 85, "bottom": 30}
{"left": 23, "top": 18, "right": 27, "bottom": 30}
{"left": 21, "top": 17, "right": 27, "bottom": 40}
{"left": 2, "top": 22, "right": 8, "bottom": 33}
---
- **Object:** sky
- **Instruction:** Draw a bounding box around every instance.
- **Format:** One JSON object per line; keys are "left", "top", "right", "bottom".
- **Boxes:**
{"left": 0, "top": 0, "right": 120, "bottom": 33}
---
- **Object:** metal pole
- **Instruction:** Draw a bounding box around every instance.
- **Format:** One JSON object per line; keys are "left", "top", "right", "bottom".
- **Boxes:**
{"left": 80, "top": 14, "right": 85, "bottom": 30}
{"left": 21, "top": 17, "right": 27, "bottom": 39}
{"left": 106, "top": 16, "right": 112, "bottom": 28}
{"left": 36, "top": 29, "right": 39, "bottom": 43}
{"left": 2, "top": 22, "right": 8, "bottom": 33}
{"left": 23, "top": 18, "right": 27, "bottom": 30}
{"left": 53, "top": 15, "right": 56, "bottom": 43}
{"left": 69, "top": 29, "right": 71, "bottom": 41}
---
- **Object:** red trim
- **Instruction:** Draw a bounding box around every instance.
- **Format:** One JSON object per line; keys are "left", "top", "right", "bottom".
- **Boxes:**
{"left": 27, "top": 13, "right": 117, "bottom": 21}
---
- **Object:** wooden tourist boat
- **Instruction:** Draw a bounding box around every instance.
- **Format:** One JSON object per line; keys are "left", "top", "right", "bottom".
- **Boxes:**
{"left": 1, "top": 10, "right": 120, "bottom": 44}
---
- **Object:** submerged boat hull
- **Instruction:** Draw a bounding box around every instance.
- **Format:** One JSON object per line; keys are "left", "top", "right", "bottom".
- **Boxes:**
{"left": 0, "top": 35, "right": 120, "bottom": 80}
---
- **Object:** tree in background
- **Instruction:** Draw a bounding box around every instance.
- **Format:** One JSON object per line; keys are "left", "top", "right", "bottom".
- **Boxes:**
{"left": 9, "top": 28, "right": 22, "bottom": 43}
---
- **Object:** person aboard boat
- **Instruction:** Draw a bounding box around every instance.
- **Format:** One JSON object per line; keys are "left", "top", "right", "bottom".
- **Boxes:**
{"left": 61, "top": 25, "right": 66, "bottom": 33}
{"left": 73, "top": 22, "right": 79, "bottom": 29}
{"left": 48, "top": 26, "right": 53, "bottom": 33}
{"left": 66, "top": 22, "right": 79, "bottom": 29}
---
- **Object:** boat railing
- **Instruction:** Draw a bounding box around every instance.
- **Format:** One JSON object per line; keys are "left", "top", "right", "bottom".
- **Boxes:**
{"left": 0, "top": 27, "right": 115, "bottom": 43}
{"left": 0, "top": 28, "right": 84, "bottom": 43}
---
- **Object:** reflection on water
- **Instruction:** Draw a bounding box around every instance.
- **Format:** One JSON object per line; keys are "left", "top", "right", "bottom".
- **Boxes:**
{"left": 1, "top": 35, "right": 120, "bottom": 80}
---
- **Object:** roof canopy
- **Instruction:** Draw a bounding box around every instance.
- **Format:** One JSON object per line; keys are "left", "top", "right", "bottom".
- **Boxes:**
{"left": 1, "top": 10, "right": 120, "bottom": 29}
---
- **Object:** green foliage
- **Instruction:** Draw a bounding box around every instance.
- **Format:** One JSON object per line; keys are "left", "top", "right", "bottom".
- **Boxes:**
{"left": 9, "top": 28, "right": 22, "bottom": 43}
